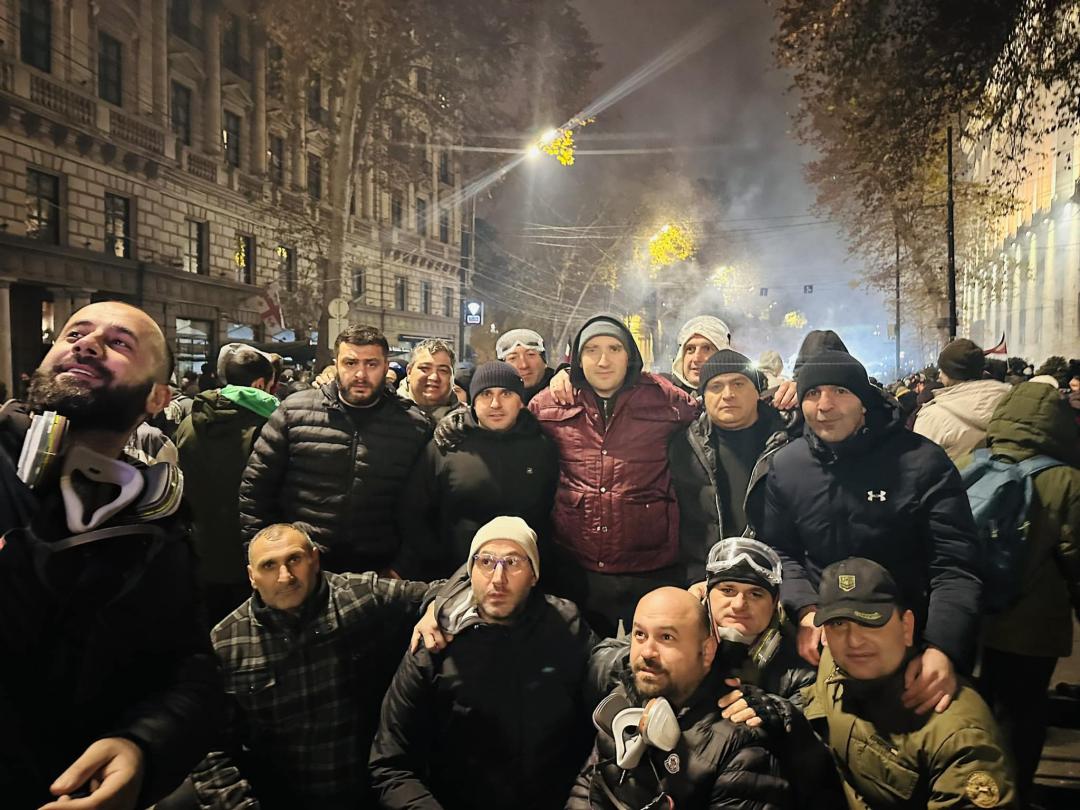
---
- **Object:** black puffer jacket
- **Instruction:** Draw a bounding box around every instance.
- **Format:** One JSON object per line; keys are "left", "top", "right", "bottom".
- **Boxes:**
{"left": 369, "top": 591, "right": 597, "bottom": 810}
{"left": 395, "top": 409, "right": 559, "bottom": 580}
{"left": 760, "top": 393, "right": 982, "bottom": 672}
{"left": 0, "top": 406, "right": 222, "bottom": 809}
{"left": 669, "top": 401, "right": 794, "bottom": 584}
{"left": 567, "top": 667, "right": 789, "bottom": 810}
{"left": 583, "top": 631, "right": 839, "bottom": 810}
{"left": 239, "top": 382, "right": 431, "bottom": 572}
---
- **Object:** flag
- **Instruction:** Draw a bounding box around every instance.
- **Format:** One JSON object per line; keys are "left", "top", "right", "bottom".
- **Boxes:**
{"left": 983, "top": 333, "right": 1007, "bottom": 355}
{"left": 244, "top": 283, "right": 286, "bottom": 334}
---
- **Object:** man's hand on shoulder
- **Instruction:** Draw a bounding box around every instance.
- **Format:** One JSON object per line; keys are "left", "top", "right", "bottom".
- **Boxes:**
{"left": 796, "top": 606, "right": 822, "bottom": 666}
{"left": 548, "top": 368, "right": 575, "bottom": 406}
{"left": 410, "top": 599, "right": 453, "bottom": 653}
{"left": 719, "top": 679, "right": 793, "bottom": 734}
{"left": 772, "top": 379, "right": 799, "bottom": 411}
{"left": 902, "top": 647, "right": 957, "bottom": 715}
{"left": 39, "top": 737, "right": 144, "bottom": 810}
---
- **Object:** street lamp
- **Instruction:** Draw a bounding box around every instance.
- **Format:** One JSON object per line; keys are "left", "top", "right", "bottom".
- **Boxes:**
{"left": 526, "top": 128, "right": 560, "bottom": 160}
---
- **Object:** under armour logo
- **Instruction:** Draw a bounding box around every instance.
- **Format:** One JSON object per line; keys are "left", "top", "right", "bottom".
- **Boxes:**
{"left": 867, "top": 490, "right": 887, "bottom": 502}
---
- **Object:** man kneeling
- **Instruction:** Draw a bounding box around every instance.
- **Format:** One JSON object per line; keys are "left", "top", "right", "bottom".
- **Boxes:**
{"left": 804, "top": 558, "right": 1015, "bottom": 809}
{"left": 569, "top": 587, "right": 788, "bottom": 809}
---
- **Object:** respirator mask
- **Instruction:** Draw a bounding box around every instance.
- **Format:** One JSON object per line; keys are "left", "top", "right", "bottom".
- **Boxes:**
{"left": 16, "top": 410, "right": 183, "bottom": 547}
{"left": 592, "top": 692, "right": 681, "bottom": 771}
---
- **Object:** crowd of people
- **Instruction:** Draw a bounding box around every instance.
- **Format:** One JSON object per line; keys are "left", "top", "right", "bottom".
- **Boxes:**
{"left": 1, "top": 298, "right": 1078, "bottom": 810}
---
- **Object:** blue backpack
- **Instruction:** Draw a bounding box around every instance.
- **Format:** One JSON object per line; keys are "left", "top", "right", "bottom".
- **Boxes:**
{"left": 960, "top": 449, "right": 1063, "bottom": 612}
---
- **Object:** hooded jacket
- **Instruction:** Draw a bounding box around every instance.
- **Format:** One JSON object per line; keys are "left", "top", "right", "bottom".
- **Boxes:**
{"left": 760, "top": 393, "right": 982, "bottom": 672}
{"left": 393, "top": 408, "right": 559, "bottom": 581}
{"left": 670, "top": 315, "right": 732, "bottom": 391}
{"left": 176, "top": 386, "right": 278, "bottom": 586}
{"left": 239, "top": 382, "right": 432, "bottom": 572}
{"left": 529, "top": 314, "right": 699, "bottom": 574}
{"left": 914, "top": 378, "right": 1012, "bottom": 460}
{"left": 369, "top": 590, "right": 597, "bottom": 810}
{"left": 567, "top": 666, "right": 789, "bottom": 810}
{"left": 669, "top": 401, "right": 795, "bottom": 584}
{"left": 971, "top": 382, "right": 1080, "bottom": 658}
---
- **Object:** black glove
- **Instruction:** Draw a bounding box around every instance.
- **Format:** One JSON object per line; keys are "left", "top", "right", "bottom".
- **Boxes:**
{"left": 738, "top": 683, "right": 794, "bottom": 736}
{"left": 433, "top": 409, "right": 472, "bottom": 451}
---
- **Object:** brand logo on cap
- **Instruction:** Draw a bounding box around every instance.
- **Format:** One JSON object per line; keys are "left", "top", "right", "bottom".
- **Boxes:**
{"left": 664, "top": 753, "right": 680, "bottom": 774}
{"left": 838, "top": 575, "right": 856, "bottom": 592}
{"left": 867, "top": 490, "right": 887, "bottom": 502}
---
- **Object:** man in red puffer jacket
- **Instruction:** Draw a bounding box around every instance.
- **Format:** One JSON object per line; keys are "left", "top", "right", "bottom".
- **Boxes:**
{"left": 529, "top": 314, "right": 698, "bottom": 634}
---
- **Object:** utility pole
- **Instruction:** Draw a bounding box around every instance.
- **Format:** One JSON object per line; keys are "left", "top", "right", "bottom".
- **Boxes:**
{"left": 946, "top": 125, "right": 957, "bottom": 340}
{"left": 895, "top": 226, "right": 901, "bottom": 379}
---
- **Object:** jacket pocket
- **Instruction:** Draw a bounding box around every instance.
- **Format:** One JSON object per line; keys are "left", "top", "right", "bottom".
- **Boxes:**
{"left": 851, "top": 736, "right": 919, "bottom": 802}
{"left": 620, "top": 496, "right": 673, "bottom": 553}
{"left": 226, "top": 667, "right": 277, "bottom": 715}
{"left": 534, "top": 404, "right": 585, "bottom": 423}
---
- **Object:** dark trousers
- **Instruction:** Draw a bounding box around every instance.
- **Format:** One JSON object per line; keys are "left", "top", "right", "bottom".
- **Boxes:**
{"left": 576, "top": 566, "right": 684, "bottom": 638}
{"left": 978, "top": 647, "right": 1058, "bottom": 805}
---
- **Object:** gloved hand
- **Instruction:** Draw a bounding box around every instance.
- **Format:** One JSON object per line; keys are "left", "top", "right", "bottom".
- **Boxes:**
{"left": 433, "top": 409, "right": 471, "bottom": 451}
{"left": 719, "top": 679, "right": 794, "bottom": 735}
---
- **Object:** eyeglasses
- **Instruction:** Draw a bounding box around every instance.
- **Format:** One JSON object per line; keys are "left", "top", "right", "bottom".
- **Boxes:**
{"left": 472, "top": 553, "right": 532, "bottom": 576}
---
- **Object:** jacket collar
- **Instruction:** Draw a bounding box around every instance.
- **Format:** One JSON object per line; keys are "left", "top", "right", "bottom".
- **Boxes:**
{"left": 251, "top": 572, "right": 333, "bottom": 634}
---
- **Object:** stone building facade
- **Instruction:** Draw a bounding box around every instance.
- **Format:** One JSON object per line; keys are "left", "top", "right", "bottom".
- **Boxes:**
{"left": 961, "top": 91, "right": 1080, "bottom": 363}
{"left": 0, "top": 0, "right": 467, "bottom": 392}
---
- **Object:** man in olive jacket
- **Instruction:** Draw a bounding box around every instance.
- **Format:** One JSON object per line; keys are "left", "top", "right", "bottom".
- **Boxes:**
{"left": 804, "top": 558, "right": 1015, "bottom": 809}
{"left": 177, "top": 345, "right": 279, "bottom": 625}
{"left": 966, "top": 380, "right": 1080, "bottom": 803}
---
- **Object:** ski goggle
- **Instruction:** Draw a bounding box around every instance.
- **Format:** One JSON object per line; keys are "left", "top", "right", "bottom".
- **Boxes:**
{"left": 705, "top": 537, "right": 783, "bottom": 588}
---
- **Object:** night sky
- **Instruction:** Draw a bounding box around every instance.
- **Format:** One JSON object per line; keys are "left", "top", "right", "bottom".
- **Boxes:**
{"left": 484, "top": 0, "right": 896, "bottom": 373}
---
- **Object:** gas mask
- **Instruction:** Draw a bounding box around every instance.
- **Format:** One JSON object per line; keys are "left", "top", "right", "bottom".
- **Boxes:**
{"left": 17, "top": 411, "right": 184, "bottom": 543}
{"left": 592, "top": 692, "right": 681, "bottom": 771}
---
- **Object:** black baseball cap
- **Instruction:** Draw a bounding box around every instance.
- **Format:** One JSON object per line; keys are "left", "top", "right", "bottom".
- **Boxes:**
{"left": 814, "top": 557, "right": 901, "bottom": 628}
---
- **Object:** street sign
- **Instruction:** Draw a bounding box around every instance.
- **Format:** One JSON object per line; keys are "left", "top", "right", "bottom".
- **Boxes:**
{"left": 328, "top": 297, "right": 350, "bottom": 318}
{"left": 328, "top": 316, "right": 348, "bottom": 344}
{"left": 803, "top": 285, "right": 814, "bottom": 294}
{"left": 462, "top": 300, "right": 484, "bottom": 326}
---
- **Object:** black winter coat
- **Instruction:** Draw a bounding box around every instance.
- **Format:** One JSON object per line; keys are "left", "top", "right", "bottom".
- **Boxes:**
{"left": 567, "top": 668, "right": 789, "bottom": 810}
{"left": 369, "top": 592, "right": 597, "bottom": 810}
{"left": 394, "top": 409, "right": 559, "bottom": 580}
{"left": 669, "top": 402, "right": 793, "bottom": 584}
{"left": 0, "top": 405, "right": 222, "bottom": 809}
{"left": 760, "top": 396, "right": 982, "bottom": 672}
{"left": 239, "top": 382, "right": 431, "bottom": 572}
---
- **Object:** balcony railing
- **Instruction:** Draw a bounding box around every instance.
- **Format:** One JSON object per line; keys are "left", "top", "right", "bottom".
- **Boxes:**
{"left": 239, "top": 173, "right": 264, "bottom": 200}
{"left": 110, "top": 110, "right": 165, "bottom": 155}
{"left": 29, "top": 74, "right": 94, "bottom": 127}
{"left": 186, "top": 151, "right": 218, "bottom": 183}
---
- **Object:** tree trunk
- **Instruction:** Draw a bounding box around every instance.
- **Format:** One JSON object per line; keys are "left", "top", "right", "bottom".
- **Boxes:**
{"left": 316, "top": 58, "right": 366, "bottom": 368}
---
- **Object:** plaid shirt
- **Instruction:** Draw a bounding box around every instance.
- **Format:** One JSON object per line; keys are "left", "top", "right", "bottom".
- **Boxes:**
{"left": 192, "top": 572, "right": 429, "bottom": 809}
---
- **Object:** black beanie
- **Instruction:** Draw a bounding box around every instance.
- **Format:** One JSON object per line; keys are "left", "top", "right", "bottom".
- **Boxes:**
{"left": 796, "top": 350, "right": 877, "bottom": 408}
{"left": 938, "top": 339, "right": 985, "bottom": 382}
{"left": 469, "top": 361, "right": 524, "bottom": 401}
{"left": 698, "top": 349, "right": 763, "bottom": 395}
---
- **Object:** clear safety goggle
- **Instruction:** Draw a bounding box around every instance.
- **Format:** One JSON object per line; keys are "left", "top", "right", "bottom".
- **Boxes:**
{"left": 705, "top": 537, "right": 782, "bottom": 587}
